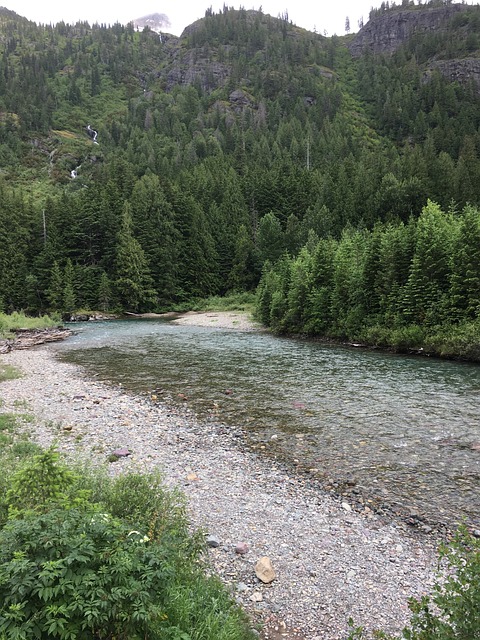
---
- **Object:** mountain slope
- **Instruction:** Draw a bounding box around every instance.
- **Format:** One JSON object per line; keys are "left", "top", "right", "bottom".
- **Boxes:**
{"left": 0, "top": 3, "right": 480, "bottom": 330}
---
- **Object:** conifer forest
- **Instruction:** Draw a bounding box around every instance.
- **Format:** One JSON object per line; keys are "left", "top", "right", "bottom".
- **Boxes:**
{"left": 2, "top": 1, "right": 480, "bottom": 358}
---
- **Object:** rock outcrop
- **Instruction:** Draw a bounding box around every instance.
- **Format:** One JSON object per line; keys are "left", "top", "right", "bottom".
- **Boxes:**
{"left": 424, "top": 57, "right": 480, "bottom": 92}
{"left": 349, "top": 4, "right": 471, "bottom": 57}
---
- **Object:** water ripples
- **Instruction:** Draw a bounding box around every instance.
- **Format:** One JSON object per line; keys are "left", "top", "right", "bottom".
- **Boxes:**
{"left": 57, "top": 319, "right": 480, "bottom": 528}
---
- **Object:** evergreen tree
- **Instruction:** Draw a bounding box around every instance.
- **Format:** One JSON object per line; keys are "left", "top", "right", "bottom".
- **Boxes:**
{"left": 130, "top": 174, "right": 179, "bottom": 306}
{"left": 228, "top": 224, "right": 259, "bottom": 291}
{"left": 114, "top": 202, "right": 156, "bottom": 311}
{"left": 98, "top": 271, "right": 113, "bottom": 313}
{"left": 403, "top": 200, "right": 456, "bottom": 325}
{"left": 257, "top": 212, "right": 285, "bottom": 264}
{"left": 62, "top": 259, "right": 76, "bottom": 315}
{"left": 47, "top": 262, "right": 63, "bottom": 310}
{"left": 450, "top": 205, "right": 480, "bottom": 320}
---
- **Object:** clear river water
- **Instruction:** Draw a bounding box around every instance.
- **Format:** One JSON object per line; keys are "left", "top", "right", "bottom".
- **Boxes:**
{"left": 55, "top": 318, "right": 480, "bottom": 530}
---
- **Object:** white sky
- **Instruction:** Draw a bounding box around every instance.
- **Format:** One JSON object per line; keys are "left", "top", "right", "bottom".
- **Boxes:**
{"left": 7, "top": 0, "right": 480, "bottom": 37}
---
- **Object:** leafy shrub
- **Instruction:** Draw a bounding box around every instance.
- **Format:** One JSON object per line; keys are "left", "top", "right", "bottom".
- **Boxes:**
{"left": 4, "top": 447, "right": 91, "bottom": 521}
{"left": 75, "top": 468, "right": 203, "bottom": 563}
{"left": 404, "top": 526, "right": 480, "bottom": 640}
{"left": 424, "top": 321, "right": 480, "bottom": 361}
{"left": 0, "top": 507, "right": 171, "bottom": 639}
{"left": 390, "top": 324, "right": 425, "bottom": 351}
{"left": 346, "top": 526, "right": 480, "bottom": 640}
{"left": 0, "top": 451, "right": 255, "bottom": 640}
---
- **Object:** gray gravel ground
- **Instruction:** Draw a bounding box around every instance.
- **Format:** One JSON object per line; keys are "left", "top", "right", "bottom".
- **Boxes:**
{"left": 0, "top": 346, "right": 441, "bottom": 640}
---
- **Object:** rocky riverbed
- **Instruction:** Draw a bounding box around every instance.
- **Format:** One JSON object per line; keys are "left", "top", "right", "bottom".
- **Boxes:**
{"left": 0, "top": 342, "right": 442, "bottom": 640}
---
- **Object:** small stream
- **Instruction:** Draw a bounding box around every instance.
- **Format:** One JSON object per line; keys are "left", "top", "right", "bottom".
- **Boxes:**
{"left": 55, "top": 319, "right": 480, "bottom": 530}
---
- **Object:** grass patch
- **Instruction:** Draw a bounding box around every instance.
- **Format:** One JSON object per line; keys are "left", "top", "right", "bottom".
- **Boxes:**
{"left": 0, "top": 364, "right": 22, "bottom": 382}
{"left": 0, "top": 311, "right": 60, "bottom": 338}
{"left": 0, "top": 413, "right": 17, "bottom": 432}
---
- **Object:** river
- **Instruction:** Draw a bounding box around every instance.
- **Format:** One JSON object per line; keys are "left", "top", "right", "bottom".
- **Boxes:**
{"left": 55, "top": 318, "right": 480, "bottom": 530}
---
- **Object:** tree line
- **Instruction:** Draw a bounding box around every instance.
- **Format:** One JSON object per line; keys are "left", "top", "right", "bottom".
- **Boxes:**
{"left": 256, "top": 200, "right": 480, "bottom": 359}
{"left": 1, "top": 5, "right": 480, "bottom": 359}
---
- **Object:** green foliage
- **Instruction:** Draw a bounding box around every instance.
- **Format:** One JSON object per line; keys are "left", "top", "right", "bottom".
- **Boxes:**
{"left": 181, "top": 292, "right": 257, "bottom": 313}
{"left": 75, "top": 469, "right": 199, "bottom": 561}
{"left": 0, "top": 448, "right": 255, "bottom": 640}
{"left": 0, "top": 364, "right": 21, "bottom": 382}
{"left": 404, "top": 526, "right": 480, "bottom": 640}
{"left": 0, "top": 312, "right": 58, "bottom": 338}
{"left": 115, "top": 202, "right": 157, "bottom": 312}
{"left": 4, "top": 448, "right": 91, "bottom": 521}
{"left": 0, "top": 507, "right": 171, "bottom": 640}
{"left": 256, "top": 202, "right": 480, "bottom": 358}
{"left": 2, "top": 3, "right": 480, "bottom": 337}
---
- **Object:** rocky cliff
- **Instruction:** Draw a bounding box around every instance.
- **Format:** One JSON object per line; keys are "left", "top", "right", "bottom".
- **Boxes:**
{"left": 424, "top": 57, "right": 480, "bottom": 92}
{"left": 349, "top": 4, "right": 470, "bottom": 57}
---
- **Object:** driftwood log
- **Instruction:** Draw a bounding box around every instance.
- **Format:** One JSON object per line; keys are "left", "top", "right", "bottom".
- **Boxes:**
{"left": 0, "top": 327, "right": 72, "bottom": 353}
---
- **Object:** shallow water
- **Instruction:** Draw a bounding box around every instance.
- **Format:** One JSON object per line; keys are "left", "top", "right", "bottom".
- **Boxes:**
{"left": 55, "top": 319, "right": 480, "bottom": 528}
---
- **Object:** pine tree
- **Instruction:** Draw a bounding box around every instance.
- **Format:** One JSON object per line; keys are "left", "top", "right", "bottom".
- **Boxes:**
{"left": 98, "top": 271, "right": 113, "bottom": 313}
{"left": 403, "top": 200, "right": 456, "bottom": 325}
{"left": 63, "top": 259, "right": 76, "bottom": 316}
{"left": 114, "top": 202, "right": 157, "bottom": 312}
{"left": 47, "top": 262, "right": 63, "bottom": 310}
{"left": 450, "top": 205, "right": 480, "bottom": 320}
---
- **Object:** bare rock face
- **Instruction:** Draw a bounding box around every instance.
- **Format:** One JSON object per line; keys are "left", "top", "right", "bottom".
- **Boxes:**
{"left": 164, "top": 48, "right": 231, "bottom": 92}
{"left": 349, "top": 4, "right": 470, "bottom": 57}
{"left": 425, "top": 58, "right": 480, "bottom": 93}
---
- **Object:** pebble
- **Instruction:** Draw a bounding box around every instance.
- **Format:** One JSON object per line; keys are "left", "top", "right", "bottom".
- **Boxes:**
{"left": 0, "top": 347, "right": 442, "bottom": 640}
{"left": 206, "top": 535, "right": 220, "bottom": 548}
{"left": 251, "top": 591, "right": 264, "bottom": 603}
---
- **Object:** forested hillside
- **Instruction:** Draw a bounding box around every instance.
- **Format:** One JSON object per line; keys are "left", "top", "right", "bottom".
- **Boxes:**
{"left": 1, "top": 1, "right": 480, "bottom": 357}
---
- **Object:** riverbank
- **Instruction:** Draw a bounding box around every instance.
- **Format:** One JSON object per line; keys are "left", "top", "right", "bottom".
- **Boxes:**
{"left": 0, "top": 345, "right": 440, "bottom": 640}
{"left": 172, "top": 310, "right": 261, "bottom": 331}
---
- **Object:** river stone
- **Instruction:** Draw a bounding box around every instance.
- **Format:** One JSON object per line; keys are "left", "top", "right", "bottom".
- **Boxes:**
{"left": 255, "top": 557, "right": 276, "bottom": 583}
{"left": 235, "top": 542, "right": 249, "bottom": 555}
{"left": 112, "top": 448, "right": 130, "bottom": 457}
{"left": 206, "top": 535, "right": 220, "bottom": 548}
{"left": 250, "top": 591, "right": 263, "bottom": 602}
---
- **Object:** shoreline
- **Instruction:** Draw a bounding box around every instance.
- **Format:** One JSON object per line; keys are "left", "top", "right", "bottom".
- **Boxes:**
{"left": 0, "top": 344, "right": 440, "bottom": 640}
{"left": 171, "top": 310, "right": 261, "bottom": 331}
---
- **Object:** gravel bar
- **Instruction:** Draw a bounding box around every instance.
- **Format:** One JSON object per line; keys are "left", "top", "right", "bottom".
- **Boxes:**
{"left": 0, "top": 346, "right": 440, "bottom": 640}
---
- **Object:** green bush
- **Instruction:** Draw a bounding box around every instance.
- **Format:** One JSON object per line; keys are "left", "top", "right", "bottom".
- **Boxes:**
{"left": 346, "top": 526, "right": 480, "bottom": 640}
{"left": 404, "top": 526, "right": 480, "bottom": 640}
{"left": 0, "top": 312, "right": 59, "bottom": 338}
{"left": 74, "top": 468, "right": 203, "bottom": 564}
{"left": 4, "top": 448, "right": 91, "bottom": 522}
{"left": 390, "top": 324, "right": 425, "bottom": 352}
{"left": 0, "top": 450, "right": 255, "bottom": 640}
{"left": 424, "top": 321, "right": 480, "bottom": 361}
{"left": 0, "top": 507, "right": 171, "bottom": 640}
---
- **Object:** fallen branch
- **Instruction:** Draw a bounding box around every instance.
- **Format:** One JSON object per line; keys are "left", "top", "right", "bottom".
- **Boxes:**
{"left": 0, "top": 327, "right": 72, "bottom": 352}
